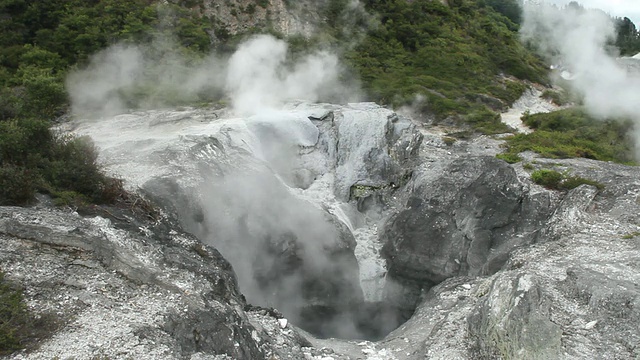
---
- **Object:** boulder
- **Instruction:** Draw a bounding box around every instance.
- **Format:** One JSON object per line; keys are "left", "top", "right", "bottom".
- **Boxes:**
{"left": 380, "top": 156, "right": 552, "bottom": 313}
{"left": 467, "top": 273, "right": 563, "bottom": 359}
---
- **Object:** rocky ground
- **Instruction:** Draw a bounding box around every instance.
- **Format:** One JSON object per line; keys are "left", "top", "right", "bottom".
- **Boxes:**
{"left": 1, "top": 89, "right": 639, "bottom": 359}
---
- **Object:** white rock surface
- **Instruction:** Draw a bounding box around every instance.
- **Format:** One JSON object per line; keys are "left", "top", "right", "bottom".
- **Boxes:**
{"left": 500, "top": 87, "right": 563, "bottom": 133}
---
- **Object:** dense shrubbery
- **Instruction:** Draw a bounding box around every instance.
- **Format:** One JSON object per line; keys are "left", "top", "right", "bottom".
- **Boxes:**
{"left": 0, "top": 117, "right": 124, "bottom": 205}
{"left": 615, "top": 16, "right": 640, "bottom": 56}
{"left": 0, "top": 0, "right": 207, "bottom": 206}
{"left": 502, "top": 108, "right": 636, "bottom": 164}
{"left": 346, "top": 0, "right": 547, "bottom": 130}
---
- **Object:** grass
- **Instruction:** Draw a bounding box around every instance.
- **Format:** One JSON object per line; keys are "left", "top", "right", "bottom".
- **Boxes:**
{"left": 502, "top": 108, "right": 637, "bottom": 165}
{"left": 496, "top": 153, "right": 522, "bottom": 164}
{"left": 540, "top": 89, "right": 571, "bottom": 106}
{"left": 530, "top": 169, "right": 604, "bottom": 191}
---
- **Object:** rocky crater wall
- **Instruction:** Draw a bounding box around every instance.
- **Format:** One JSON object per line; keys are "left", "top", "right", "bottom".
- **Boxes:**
{"left": 4, "top": 101, "right": 640, "bottom": 359}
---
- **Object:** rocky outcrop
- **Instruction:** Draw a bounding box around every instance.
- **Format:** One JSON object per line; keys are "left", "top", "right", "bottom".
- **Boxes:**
{"left": 467, "top": 272, "right": 562, "bottom": 359}
{"left": 199, "top": 0, "right": 323, "bottom": 39}
{"left": 9, "top": 101, "right": 636, "bottom": 359}
{"left": 380, "top": 156, "right": 552, "bottom": 315}
{"left": 0, "top": 204, "right": 275, "bottom": 359}
{"left": 320, "top": 157, "right": 640, "bottom": 360}
{"left": 333, "top": 104, "right": 422, "bottom": 204}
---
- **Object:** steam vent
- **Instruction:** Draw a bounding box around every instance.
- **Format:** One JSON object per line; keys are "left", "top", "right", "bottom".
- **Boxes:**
{"left": 3, "top": 1, "right": 640, "bottom": 359}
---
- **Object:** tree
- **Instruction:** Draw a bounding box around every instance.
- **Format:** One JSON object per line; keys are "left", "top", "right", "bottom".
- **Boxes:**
{"left": 615, "top": 17, "right": 640, "bottom": 56}
{"left": 483, "top": 0, "right": 522, "bottom": 25}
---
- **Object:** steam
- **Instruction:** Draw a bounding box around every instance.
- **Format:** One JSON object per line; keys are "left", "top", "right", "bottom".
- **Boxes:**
{"left": 225, "top": 35, "right": 345, "bottom": 115}
{"left": 521, "top": 2, "right": 640, "bottom": 157}
{"left": 66, "top": 34, "right": 359, "bottom": 117}
{"left": 65, "top": 2, "right": 395, "bottom": 340}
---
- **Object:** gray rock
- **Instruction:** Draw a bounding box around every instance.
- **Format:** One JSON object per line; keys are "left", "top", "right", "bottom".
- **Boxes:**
{"left": 0, "top": 205, "right": 270, "bottom": 359}
{"left": 334, "top": 104, "right": 423, "bottom": 202}
{"left": 69, "top": 103, "right": 414, "bottom": 339}
{"left": 380, "top": 156, "right": 552, "bottom": 313}
{"left": 467, "top": 272, "right": 562, "bottom": 359}
{"left": 39, "top": 102, "right": 639, "bottom": 360}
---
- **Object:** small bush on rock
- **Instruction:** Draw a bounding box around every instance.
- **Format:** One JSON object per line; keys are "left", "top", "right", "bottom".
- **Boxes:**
{"left": 0, "top": 126, "right": 124, "bottom": 206}
{"left": 531, "top": 169, "right": 564, "bottom": 189}
{"left": 0, "top": 272, "right": 31, "bottom": 354}
{"left": 496, "top": 153, "right": 521, "bottom": 164}
{"left": 531, "top": 169, "right": 604, "bottom": 190}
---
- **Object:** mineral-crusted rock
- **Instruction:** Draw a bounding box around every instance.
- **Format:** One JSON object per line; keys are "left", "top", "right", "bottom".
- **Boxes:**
{"left": 380, "top": 156, "right": 552, "bottom": 314}
{"left": 0, "top": 205, "right": 274, "bottom": 359}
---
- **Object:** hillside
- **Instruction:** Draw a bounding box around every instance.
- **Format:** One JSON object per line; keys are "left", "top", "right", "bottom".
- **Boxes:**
{"left": 0, "top": 0, "right": 551, "bottom": 207}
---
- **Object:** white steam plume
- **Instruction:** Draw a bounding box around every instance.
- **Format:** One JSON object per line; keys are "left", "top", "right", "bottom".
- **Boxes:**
{"left": 66, "top": 34, "right": 359, "bottom": 117}
{"left": 65, "top": 45, "right": 144, "bottom": 117}
{"left": 521, "top": 3, "right": 640, "bottom": 157}
{"left": 225, "top": 35, "right": 345, "bottom": 115}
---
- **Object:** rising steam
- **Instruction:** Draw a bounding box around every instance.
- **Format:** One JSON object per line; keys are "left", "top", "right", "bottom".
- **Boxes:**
{"left": 521, "top": 2, "right": 640, "bottom": 157}
{"left": 66, "top": 34, "right": 360, "bottom": 117}
{"left": 65, "top": 2, "right": 398, "bottom": 340}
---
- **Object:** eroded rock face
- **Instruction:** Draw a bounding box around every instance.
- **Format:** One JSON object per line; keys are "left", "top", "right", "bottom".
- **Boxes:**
{"left": 0, "top": 205, "right": 273, "bottom": 359}
{"left": 380, "top": 156, "right": 552, "bottom": 315}
{"left": 68, "top": 102, "right": 422, "bottom": 339}
{"left": 467, "top": 273, "right": 562, "bottom": 359}
{"left": 36, "top": 101, "right": 639, "bottom": 359}
{"left": 201, "top": 0, "right": 322, "bottom": 39}
{"left": 350, "top": 158, "right": 640, "bottom": 360}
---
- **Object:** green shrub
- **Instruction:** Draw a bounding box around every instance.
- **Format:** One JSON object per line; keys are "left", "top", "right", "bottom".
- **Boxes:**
{"left": 51, "top": 190, "right": 89, "bottom": 207}
{"left": 531, "top": 169, "right": 604, "bottom": 190}
{"left": 531, "top": 169, "right": 564, "bottom": 189}
{"left": 496, "top": 153, "right": 521, "bottom": 164}
{"left": 0, "top": 165, "right": 39, "bottom": 205}
{"left": 561, "top": 175, "right": 605, "bottom": 190}
{"left": 504, "top": 108, "right": 636, "bottom": 164}
{"left": 44, "top": 135, "right": 125, "bottom": 204}
{"left": 0, "top": 127, "right": 124, "bottom": 206}
{"left": 540, "top": 89, "right": 570, "bottom": 106}
{"left": 0, "top": 272, "right": 30, "bottom": 354}
{"left": 442, "top": 136, "right": 457, "bottom": 146}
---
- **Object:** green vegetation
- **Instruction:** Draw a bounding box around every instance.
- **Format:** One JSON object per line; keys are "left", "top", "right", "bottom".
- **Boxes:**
{"left": 622, "top": 231, "right": 640, "bottom": 239}
{"left": 442, "top": 136, "right": 457, "bottom": 146}
{"left": 0, "top": 271, "right": 31, "bottom": 354}
{"left": 540, "top": 89, "right": 571, "bottom": 106}
{"left": 530, "top": 169, "right": 604, "bottom": 191}
{"left": 0, "top": 271, "right": 58, "bottom": 355}
{"left": 0, "top": 0, "right": 211, "bottom": 206}
{"left": 615, "top": 17, "right": 640, "bottom": 56}
{"left": 502, "top": 108, "right": 636, "bottom": 164}
{"left": 346, "top": 0, "right": 547, "bottom": 131}
{"left": 496, "top": 152, "right": 522, "bottom": 164}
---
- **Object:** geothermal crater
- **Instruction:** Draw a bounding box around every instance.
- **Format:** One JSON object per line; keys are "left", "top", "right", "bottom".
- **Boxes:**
{"left": 70, "top": 102, "right": 423, "bottom": 340}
